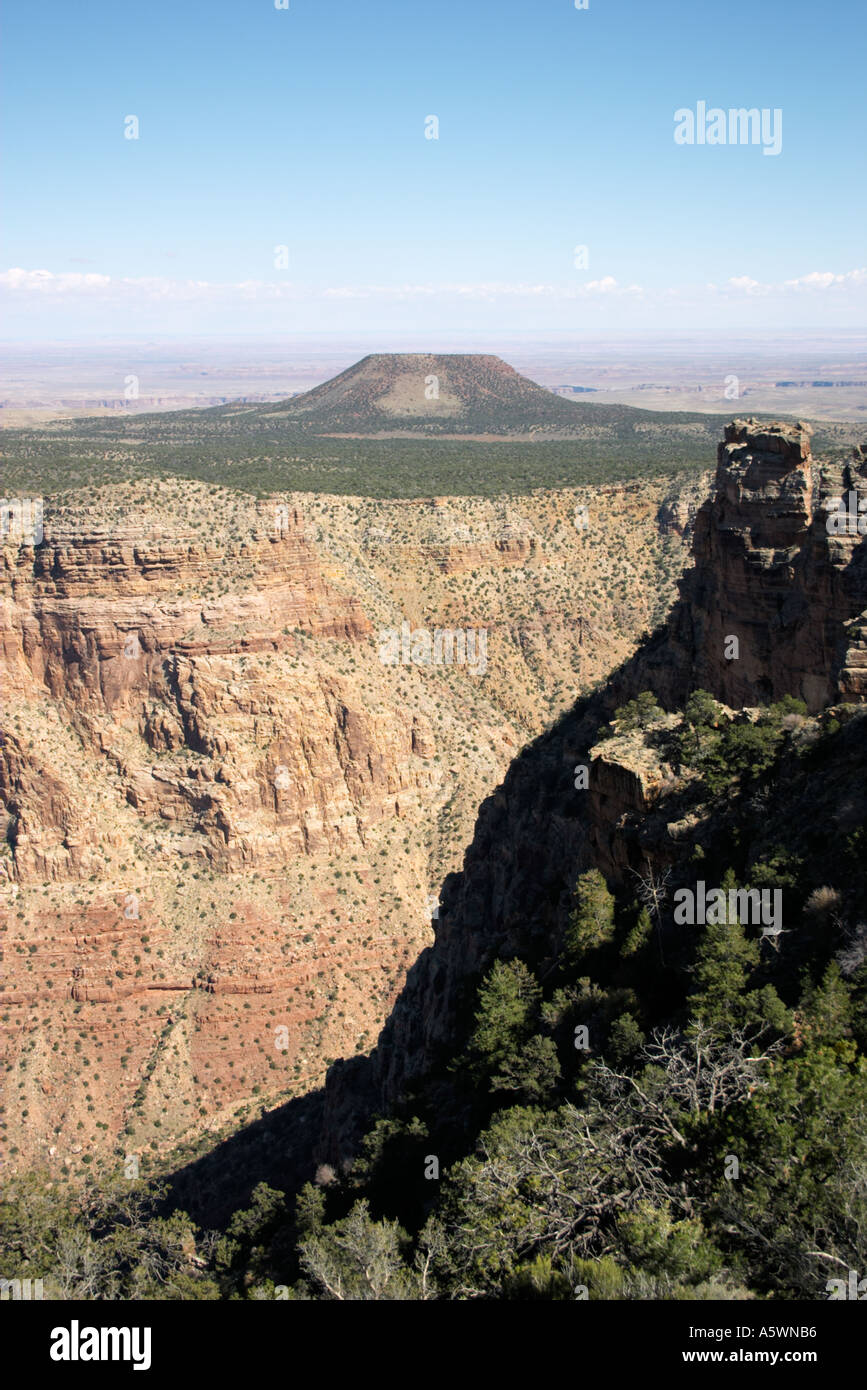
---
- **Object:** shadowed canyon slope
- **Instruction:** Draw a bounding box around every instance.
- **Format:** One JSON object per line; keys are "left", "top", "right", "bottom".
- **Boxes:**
{"left": 0, "top": 471, "right": 694, "bottom": 1171}
{"left": 317, "top": 418, "right": 867, "bottom": 1162}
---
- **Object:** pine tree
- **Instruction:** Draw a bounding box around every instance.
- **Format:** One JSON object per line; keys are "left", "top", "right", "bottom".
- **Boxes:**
{"left": 565, "top": 869, "right": 616, "bottom": 962}
{"left": 689, "top": 871, "right": 760, "bottom": 1030}
{"left": 613, "top": 691, "right": 664, "bottom": 732}
{"left": 463, "top": 959, "right": 541, "bottom": 1079}
{"left": 608, "top": 1012, "right": 645, "bottom": 1063}
{"left": 621, "top": 906, "right": 653, "bottom": 958}
{"left": 688, "top": 872, "right": 788, "bottom": 1035}
{"left": 798, "top": 962, "right": 853, "bottom": 1047}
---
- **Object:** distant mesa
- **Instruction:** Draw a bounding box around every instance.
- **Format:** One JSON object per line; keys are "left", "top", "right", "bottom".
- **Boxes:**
{"left": 258, "top": 353, "right": 608, "bottom": 437}
{"left": 775, "top": 379, "right": 867, "bottom": 389}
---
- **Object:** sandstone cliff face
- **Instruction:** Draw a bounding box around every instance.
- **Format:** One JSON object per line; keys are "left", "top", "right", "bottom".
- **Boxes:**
{"left": 0, "top": 500, "right": 381, "bottom": 881}
{"left": 1, "top": 505, "right": 368, "bottom": 702}
{"left": 318, "top": 420, "right": 867, "bottom": 1162}
{"left": 0, "top": 476, "right": 687, "bottom": 1172}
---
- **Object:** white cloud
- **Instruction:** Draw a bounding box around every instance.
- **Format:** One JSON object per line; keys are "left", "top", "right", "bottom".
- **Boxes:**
{"left": 720, "top": 268, "right": 867, "bottom": 297}
{"left": 1, "top": 267, "right": 864, "bottom": 316}
{"left": 0, "top": 270, "right": 646, "bottom": 302}
{"left": 0, "top": 268, "right": 112, "bottom": 292}
{"left": 783, "top": 268, "right": 867, "bottom": 291}
{"left": 726, "top": 275, "right": 765, "bottom": 295}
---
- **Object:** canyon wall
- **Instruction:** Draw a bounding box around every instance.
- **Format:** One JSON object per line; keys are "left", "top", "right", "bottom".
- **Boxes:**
{"left": 0, "top": 476, "right": 686, "bottom": 1172}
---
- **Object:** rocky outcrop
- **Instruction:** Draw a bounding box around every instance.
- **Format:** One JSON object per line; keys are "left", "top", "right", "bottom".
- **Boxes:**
{"left": 641, "top": 420, "right": 867, "bottom": 712}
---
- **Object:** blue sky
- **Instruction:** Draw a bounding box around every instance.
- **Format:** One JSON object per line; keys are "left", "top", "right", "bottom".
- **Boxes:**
{"left": 2, "top": 0, "right": 865, "bottom": 338}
